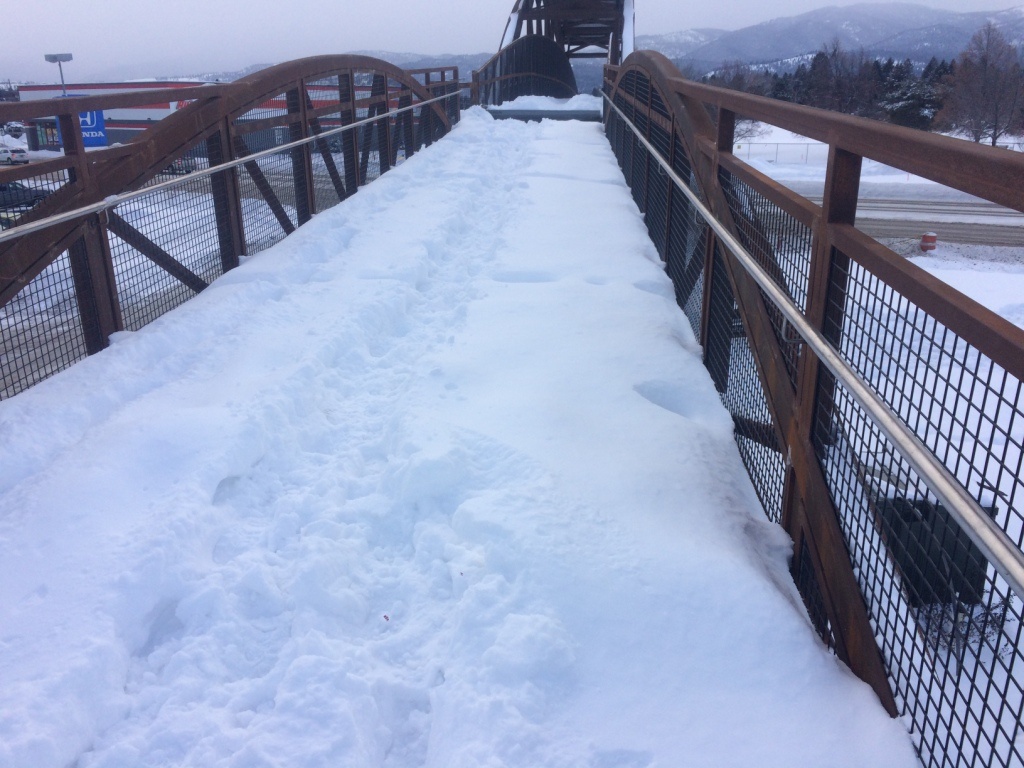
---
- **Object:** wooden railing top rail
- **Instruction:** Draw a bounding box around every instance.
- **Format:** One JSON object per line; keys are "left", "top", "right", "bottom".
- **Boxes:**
{"left": 610, "top": 52, "right": 1024, "bottom": 213}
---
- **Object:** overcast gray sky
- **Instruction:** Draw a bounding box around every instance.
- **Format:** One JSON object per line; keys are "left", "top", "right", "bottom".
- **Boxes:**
{"left": 1, "top": 0, "right": 1015, "bottom": 84}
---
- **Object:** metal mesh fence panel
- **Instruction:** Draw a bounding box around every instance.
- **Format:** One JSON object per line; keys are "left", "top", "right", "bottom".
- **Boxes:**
{"left": 826, "top": 254, "right": 1024, "bottom": 551}
{"left": 705, "top": 248, "right": 786, "bottom": 524}
{"left": 719, "top": 171, "right": 812, "bottom": 309}
{"left": 108, "top": 142, "right": 226, "bottom": 330}
{"left": 816, "top": 248, "right": 1024, "bottom": 767}
{"left": 720, "top": 170, "right": 811, "bottom": 384}
{"left": 605, "top": 91, "right": 786, "bottom": 526}
{"left": 795, "top": 532, "right": 839, "bottom": 651}
{"left": 308, "top": 113, "right": 349, "bottom": 214}
{"left": 236, "top": 147, "right": 298, "bottom": 255}
{"left": 816, "top": 369, "right": 1024, "bottom": 768}
{"left": 1, "top": 250, "right": 87, "bottom": 399}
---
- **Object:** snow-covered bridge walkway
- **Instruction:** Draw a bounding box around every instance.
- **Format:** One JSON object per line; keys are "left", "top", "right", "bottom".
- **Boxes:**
{"left": 0, "top": 109, "right": 918, "bottom": 767}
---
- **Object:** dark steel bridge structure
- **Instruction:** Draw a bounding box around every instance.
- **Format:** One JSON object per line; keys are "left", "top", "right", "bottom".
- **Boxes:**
{"left": 2, "top": 3, "right": 1024, "bottom": 766}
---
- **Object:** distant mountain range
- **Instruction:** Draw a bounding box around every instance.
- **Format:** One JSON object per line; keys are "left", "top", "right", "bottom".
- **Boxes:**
{"left": 167, "top": 3, "right": 1024, "bottom": 86}
{"left": 638, "top": 3, "right": 1024, "bottom": 73}
{"left": 171, "top": 54, "right": 493, "bottom": 85}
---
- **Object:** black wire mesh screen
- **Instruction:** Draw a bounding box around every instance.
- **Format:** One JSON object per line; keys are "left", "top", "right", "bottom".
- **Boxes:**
{"left": 815, "top": 249, "right": 1024, "bottom": 768}
{"left": 605, "top": 75, "right": 787, "bottom": 525}
{"left": 236, "top": 140, "right": 300, "bottom": 256}
{"left": 476, "top": 35, "right": 578, "bottom": 106}
{"left": 795, "top": 531, "right": 839, "bottom": 651}
{"left": 108, "top": 141, "right": 225, "bottom": 331}
{"left": 1, "top": 166, "right": 83, "bottom": 398}
{"left": 705, "top": 248, "right": 787, "bottom": 523}
{"left": 304, "top": 76, "right": 350, "bottom": 214}
{"left": 0, "top": 166, "right": 72, "bottom": 230}
{"left": 719, "top": 170, "right": 812, "bottom": 385}
{"left": 0, "top": 250, "right": 87, "bottom": 399}
{"left": 308, "top": 114, "right": 350, "bottom": 214}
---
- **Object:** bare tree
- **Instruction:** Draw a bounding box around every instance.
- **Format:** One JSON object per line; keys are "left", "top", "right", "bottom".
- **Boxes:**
{"left": 939, "top": 23, "right": 1022, "bottom": 145}
{"left": 706, "top": 60, "right": 771, "bottom": 142}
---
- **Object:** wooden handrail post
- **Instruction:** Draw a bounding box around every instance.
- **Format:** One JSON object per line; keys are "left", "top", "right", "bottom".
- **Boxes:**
{"left": 60, "top": 111, "right": 122, "bottom": 352}
{"left": 208, "top": 116, "right": 245, "bottom": 267}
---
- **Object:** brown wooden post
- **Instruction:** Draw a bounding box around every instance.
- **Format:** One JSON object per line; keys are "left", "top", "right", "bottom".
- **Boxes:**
{"left": 378, "top": 74, "right": 393, "bottom": 176}
{"left": 451, "top": 67, "right": 460, "bottom": 123}
{"left": 695, "top": 106, "right": 737, "bottom": 369}
{"left": 287, "top": 82, "right": 314, "bottom": 223}
{"left": 207, "top": 117, "right": 245, "bottom": 267}
{"left": 717, "top": 109, "right": 736, "bottom": 155}
{"left": 696, "top": 108, "right": 739, "bottom": 391}
{"left": 777, "top": 144, "right": 900, "bottom": 714}
{"left": 662, "top": 112, "right": 676, "bottom": 269}
{"left": 60, "top": 112, "right": 121, "bottom": 353}
{"left": 398, "top": 93, "right": 414, "bottom": 161}
{"left": 422, "top": 71, "right": 434, "bottom": 147}
{"left": 339, "top": 71, "right": 359, "bottom": 197}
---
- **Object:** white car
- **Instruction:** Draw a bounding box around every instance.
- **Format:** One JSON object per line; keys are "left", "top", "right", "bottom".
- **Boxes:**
{"left": 0, "top": 147, "right": 29, "bottom": 165}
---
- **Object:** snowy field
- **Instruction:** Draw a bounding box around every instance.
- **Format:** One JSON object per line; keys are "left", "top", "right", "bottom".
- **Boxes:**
{"left": 738, "top": 123, "right": 1024, "bottom": 321}
{"left": 739, "top": 123, "right": 1023, "bottom": 206}
{"left": 0, "top": 109, "right": 921, "bottom": 767}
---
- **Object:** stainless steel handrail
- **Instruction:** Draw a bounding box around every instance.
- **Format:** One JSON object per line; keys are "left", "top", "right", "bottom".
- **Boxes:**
{"left": 0, "top": 89, "right": 458, "bottom": 246}
{"left": 603, "top": 92, "right": 1024, "bottom": 600}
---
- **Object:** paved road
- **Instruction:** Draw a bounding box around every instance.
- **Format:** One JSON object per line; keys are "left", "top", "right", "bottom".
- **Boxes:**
{"left": 828, "top": 198, "right": 1024, "bottom": 246}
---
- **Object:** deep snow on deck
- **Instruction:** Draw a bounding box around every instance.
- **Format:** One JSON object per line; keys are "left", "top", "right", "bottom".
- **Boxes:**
{"left": 0, "top": 109, "right": 918, "bottom": 767}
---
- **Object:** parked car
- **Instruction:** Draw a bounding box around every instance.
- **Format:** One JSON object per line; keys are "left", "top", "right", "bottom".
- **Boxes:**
{"left": 2, "top": 122, "right": 25, "bottom": 138}
{"left": 163, "top": 156, "right": 197, "bottom": 174}
{"left": 0, "top": 147, "right": 29, "bottom": 165}
{"left": 0, "top": 181, "right": 51, "bottom": 210}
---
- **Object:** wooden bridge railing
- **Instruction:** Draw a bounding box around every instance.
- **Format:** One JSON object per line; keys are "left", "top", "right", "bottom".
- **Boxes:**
{"left": 0, "top": 56, "right": 460, "bottom": 399}
{"left": 604, "top": 50, "right": 1024, "bottom": 768}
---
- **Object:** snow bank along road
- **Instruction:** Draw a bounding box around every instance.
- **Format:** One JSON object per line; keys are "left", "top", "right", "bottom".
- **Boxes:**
{"left": 0, "top": 109, "right": 919, "bottom": 766}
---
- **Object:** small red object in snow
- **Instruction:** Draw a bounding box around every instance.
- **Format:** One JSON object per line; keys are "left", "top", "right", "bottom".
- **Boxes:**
{"left": 920, "top": 232, "right": 937, "bottom": 252}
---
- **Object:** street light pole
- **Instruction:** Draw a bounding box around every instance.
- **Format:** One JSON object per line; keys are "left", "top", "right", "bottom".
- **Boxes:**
{"left": 44, "top": 53, "right": 73, "bottom": 97}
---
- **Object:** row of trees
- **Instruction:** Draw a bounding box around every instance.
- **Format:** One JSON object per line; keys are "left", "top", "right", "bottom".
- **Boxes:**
{"left": 700, "top": 23, "right": 1023, "bottom": 145}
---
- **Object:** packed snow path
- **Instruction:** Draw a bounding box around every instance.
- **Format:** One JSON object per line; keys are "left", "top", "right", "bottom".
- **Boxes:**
{"left": 0, "top": 109, "right": 919, "bottom": 767}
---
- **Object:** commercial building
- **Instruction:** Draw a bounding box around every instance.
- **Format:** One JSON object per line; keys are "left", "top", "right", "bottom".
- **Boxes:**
{"left": 18, "top": 81, "right": 207, "bottom": 150}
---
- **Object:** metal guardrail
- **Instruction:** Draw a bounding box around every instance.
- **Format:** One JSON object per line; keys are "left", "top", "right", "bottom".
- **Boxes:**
{"left": 604, "top": 52, "right": 1024, "bottom": 768}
